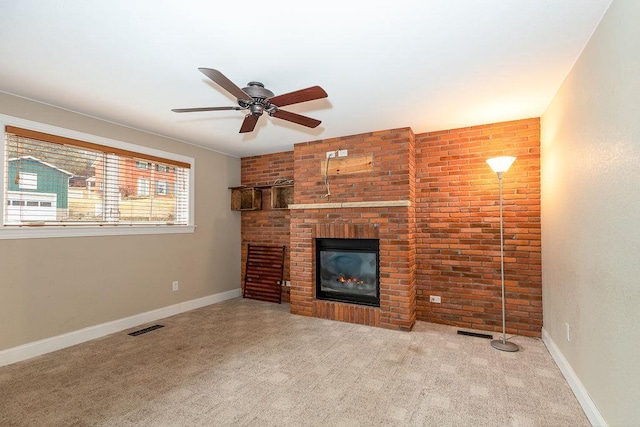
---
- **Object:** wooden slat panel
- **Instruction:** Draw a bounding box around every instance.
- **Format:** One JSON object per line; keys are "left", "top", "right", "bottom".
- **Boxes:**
{"left": 243, "top": 244, "right": 285, "bottom": 304}
{"left": 320, "top": 154, "right": 374, "bottom": 176}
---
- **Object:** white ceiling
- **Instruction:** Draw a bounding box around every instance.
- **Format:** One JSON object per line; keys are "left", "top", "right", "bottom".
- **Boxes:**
{"left": 0, "top": 1, "right": 612, "bottom": 158}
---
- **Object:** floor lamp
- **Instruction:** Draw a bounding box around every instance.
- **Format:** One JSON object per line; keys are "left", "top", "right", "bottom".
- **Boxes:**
{"left": 486, "top": 156, "right": 519, "bottom": 352}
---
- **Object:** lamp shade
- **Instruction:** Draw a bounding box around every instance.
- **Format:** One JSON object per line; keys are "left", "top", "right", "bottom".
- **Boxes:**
{"left": 486, "top": 156, "right": 516, "bottom": 174}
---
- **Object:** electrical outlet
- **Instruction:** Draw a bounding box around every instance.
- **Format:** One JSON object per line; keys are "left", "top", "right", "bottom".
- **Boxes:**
{"left": 566, "top": 323, "right": 570, "bottom": 342}
{"left": 429, "top": 295, "right": 441, "bottom": 303}
{"left": 172, "top": 281, "right": 179, "bottom": 292}
{"left": 337, "top": 149, "right": 348, "bottom": 157}
{"left": 326, "top": 151, "right": 337, "bottom": 158}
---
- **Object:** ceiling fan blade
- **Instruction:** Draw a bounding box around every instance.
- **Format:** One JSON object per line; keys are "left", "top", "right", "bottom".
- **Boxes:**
{"left": 239, "top": 114, "right": 259, "bottom": 133}
{"left": 198, "top": 68, "right": 253, "bottom": 102}
{"left": 271, "top": 109, "right": 321, "bottom": 128}
{"left": 268, "top": 86, "right": 328, "bottom": 107}
{"left": 172, "top": 106, "right": 242, "bottom": 113}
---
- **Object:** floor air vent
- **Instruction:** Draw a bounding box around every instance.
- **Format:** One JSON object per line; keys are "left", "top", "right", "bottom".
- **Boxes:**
{"left": 128, "top": 324, "right": 165, "bottom": 336}
{"left": 457, "top": 330, "right": 493, "bottom": 340}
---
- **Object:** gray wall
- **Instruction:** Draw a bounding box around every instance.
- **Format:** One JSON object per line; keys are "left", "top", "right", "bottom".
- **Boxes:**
{"left": 541, "top": 0, "right": 640, "bottom": 424}
{"left": 0, "top": 92, "right": 241, "bottom": 350}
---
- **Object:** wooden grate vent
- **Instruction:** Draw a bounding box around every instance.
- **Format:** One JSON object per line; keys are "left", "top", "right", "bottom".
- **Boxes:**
{"left": 243, "top": 244, "right": 285, "bottom": 304}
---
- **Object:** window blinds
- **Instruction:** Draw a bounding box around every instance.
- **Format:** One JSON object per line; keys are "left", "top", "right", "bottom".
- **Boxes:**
{"left": 4, "top": 126, "right": 190, "bottom": 226}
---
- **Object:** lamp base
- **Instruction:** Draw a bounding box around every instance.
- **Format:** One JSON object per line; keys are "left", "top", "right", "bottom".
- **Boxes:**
{"left": 491, "top": 339, "right": 519, "bottom": 352}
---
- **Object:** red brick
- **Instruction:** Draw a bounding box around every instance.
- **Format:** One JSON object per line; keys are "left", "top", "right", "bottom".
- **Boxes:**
{"left": 241, "top": 118, "right": 541, "bottom": 337}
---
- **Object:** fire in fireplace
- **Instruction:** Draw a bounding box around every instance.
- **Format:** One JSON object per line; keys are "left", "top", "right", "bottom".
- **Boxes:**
{"left": 315, "top": 238, "right": 380, "bottom": 307}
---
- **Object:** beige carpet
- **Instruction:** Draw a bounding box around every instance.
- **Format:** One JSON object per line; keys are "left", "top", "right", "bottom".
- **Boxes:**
{"left": 0, "top": 298, "right": 588, "bottom": 426}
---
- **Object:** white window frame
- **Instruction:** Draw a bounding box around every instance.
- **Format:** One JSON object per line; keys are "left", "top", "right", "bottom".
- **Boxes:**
{"left": 156, "top": 180, "right": 169, "bottom": 195}
{"left": 137, "top": 178, "right": 150, "bottom": 196}
{"left": 0, "top": 114, "right": 196, "bottom": 240}
{"left": 18, "top": 172, "right": 38, "bottom": 190}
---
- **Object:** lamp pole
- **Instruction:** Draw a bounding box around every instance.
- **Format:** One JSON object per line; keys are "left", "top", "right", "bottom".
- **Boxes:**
{"left": 486, "top": 156, "right": 519, "bottom": 352}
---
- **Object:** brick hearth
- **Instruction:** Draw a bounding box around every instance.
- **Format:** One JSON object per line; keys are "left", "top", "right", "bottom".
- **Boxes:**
{"left": 290, "top": 215, "right": 416, "bottom": 330}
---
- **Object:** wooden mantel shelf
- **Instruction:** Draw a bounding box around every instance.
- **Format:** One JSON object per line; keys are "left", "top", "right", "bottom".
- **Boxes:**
{"left": 288, "top": 200, "right": 411, "bottom": 210}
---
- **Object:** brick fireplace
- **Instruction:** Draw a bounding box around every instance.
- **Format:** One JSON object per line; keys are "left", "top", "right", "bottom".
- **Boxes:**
{"left": 241, "top": 119, "right": 542, "bottom": 337}
{"left": 288, "top": 128, "right": 417, "bottom": 330}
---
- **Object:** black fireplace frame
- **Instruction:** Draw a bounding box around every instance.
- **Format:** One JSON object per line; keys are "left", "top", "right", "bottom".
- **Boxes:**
{"left": 315, "top": 238, "right": 380, "bottom": 307}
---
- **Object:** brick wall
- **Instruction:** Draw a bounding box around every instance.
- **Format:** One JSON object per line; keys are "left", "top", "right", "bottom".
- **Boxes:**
{"left": 240, "top": 151, "right": 294, "bottom": 302}
{"left": 239, "top": 118, "right": 541, "bottom": 336}
{"left": 415, "top": 118, "right": 541, "bottom": 337}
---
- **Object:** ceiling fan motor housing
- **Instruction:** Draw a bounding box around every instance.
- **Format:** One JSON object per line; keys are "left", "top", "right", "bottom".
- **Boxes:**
{"left": 243, "top": 82, "right": 275, "bottom": 99}
{"left": 240, "top": 82, "right": 277, "bottom": 116}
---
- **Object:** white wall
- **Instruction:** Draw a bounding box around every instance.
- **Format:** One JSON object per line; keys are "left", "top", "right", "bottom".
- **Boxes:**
{"left": 541, "top": 0, "right": 640, "bottom": 425}
{"left": 0, "top": 92, "right": 241, "bottom": 351}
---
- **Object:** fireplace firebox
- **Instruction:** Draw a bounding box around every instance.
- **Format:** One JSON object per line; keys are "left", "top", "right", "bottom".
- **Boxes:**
{"left": 315, "top": 238, "right": 380, "bottom": 307}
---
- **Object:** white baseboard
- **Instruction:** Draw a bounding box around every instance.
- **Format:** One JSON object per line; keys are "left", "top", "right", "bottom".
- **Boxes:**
{"left": 542, "top": 328, "right": 607, "bottom": 427}
{"left": 0, "top": 288, "right": 242, "bottom": 367}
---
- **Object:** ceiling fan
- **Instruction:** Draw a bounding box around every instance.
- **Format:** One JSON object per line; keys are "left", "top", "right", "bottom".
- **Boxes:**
{"left": 172, "top": 68, "right": 328, "bottom": 133}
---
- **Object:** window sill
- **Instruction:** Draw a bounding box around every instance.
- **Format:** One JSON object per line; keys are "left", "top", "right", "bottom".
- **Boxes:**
{"left": 0, "top": 224, "right": 196, "bottom": 240}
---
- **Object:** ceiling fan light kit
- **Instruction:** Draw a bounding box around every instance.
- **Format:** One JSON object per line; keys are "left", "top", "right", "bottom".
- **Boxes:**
{"left": 173, "top": 68, "right": 327, "bottom": 134}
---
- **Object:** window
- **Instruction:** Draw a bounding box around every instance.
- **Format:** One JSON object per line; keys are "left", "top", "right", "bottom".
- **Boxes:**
{"left": 2, "top": 115, "right": 194, "bottom": 238}
{"left": 137, "top": 178, "right": 149, "bottom": 196}
{"left": 156, "top": 181, "right": 169, "bottom": 195}
{"left": 18, "top": 172, "right": 37, "bottom": 189}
